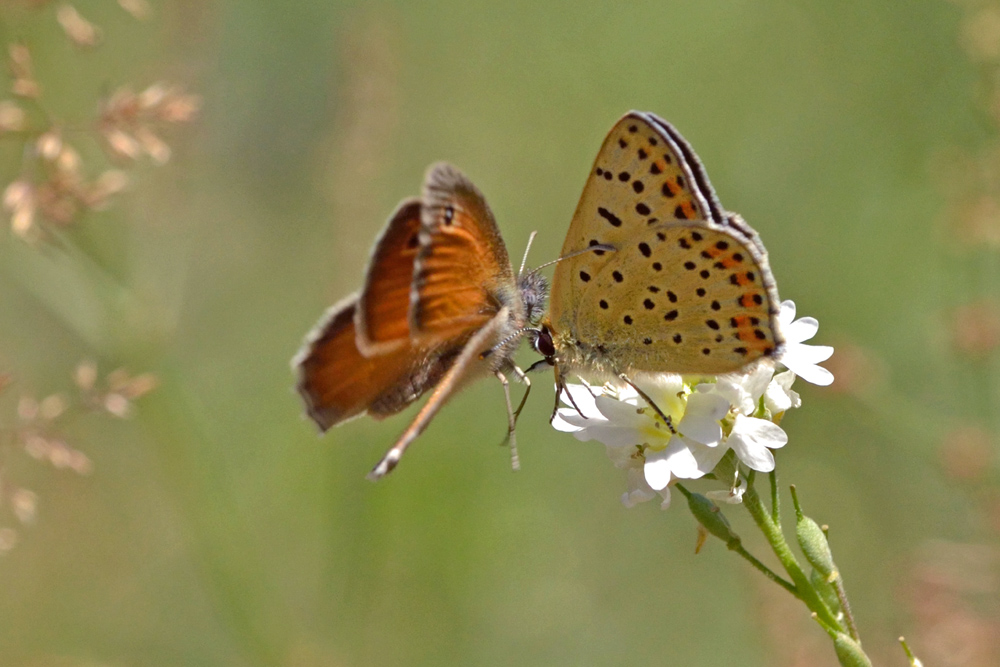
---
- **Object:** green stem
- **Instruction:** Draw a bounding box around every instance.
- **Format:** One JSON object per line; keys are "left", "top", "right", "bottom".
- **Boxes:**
{"left": 742, "top": 473, "right": 842, "bottom": 630}
{"left": 769, "top": 470, "right": 780, "bottom": 525}
{"left": 832, "top": 573, "right": 860, "bottom": 642}
{"left": 674, "top": 482, "right": 797, "bottom": 595}
{"left": 730, "top": 542, "right": 797, "bottom": 596}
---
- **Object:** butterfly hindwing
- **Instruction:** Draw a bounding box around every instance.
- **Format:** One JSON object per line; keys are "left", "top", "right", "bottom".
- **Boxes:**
{"left": 295, "top": 297, "right": 450, "bottom": 430}
{"left": 356, "top": 199, "right": 423, "bottom": 355}
{"left": 548, "top": 111, "right": 784, "bottom": 379}
{"left": 571, "top": 222, "right": 780, "bottom": 374}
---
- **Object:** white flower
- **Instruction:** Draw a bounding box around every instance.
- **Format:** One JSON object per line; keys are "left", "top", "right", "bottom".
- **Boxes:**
{"left": 552, "top": 299, "right": 829, "bottom": 505}
{"left": 764, "top": 370, "right": 801, "bottom": 414}
{"left": 553, "top": 377, "right": 727, "bottom": 507}
{"left": 713, "top": 364, "right": 773, "bottom": 416}
{"left": 705, "top": 477, "right": 748, "bottom": 504}
{"left": 727, "top": 413, "right": 787, "bottom": 472}
{"left": 705, "top": 366, "right": 789, "bottom": 472}
{"left": 776, "top": 300, "right": 834, "bottom": 386}
{"left": 623, "top": 468, "right": 670, "bottom": 509}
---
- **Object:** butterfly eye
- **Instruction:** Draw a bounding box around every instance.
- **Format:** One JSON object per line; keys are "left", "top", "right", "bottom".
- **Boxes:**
{"left": 443, "top": 205, "right": 455, "bottom": 225}
{"left": 534, "top": 327, "right": 555, "bottom": 358}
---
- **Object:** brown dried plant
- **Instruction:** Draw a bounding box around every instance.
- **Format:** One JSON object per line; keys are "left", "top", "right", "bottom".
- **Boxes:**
{"left": 0, "top": 362, "right": 156, "bottom": 552}
{"left": 0, "top": 3, "right": 200, "bottom": 242}
{"left": 0, "top": 2, "right": 182, "bottom": 550}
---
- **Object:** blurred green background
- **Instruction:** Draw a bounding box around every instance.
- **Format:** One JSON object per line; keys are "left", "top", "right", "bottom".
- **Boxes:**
{"left": 0, "top": 1, "right": 997, "bottom": 665}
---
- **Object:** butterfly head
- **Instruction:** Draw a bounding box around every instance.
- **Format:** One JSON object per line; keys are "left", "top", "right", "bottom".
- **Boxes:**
{"left": 517, "top": 270, "right": 549, "bottom": 326}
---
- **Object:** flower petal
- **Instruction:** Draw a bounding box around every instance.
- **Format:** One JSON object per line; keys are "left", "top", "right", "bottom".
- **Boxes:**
{"left": 661, "top": 435, "right": 718, "bottom": 479}
{"left": 658, "top": 487, "right": 672, "bottom": 510}
{"left": 764, "top": 370, "right": 801, "bottom": 413}
{"left": 782, "top": 355, "right": 835, "bottom": 386}
{"left": 728, "top": 414, "right": 787, "bottom": 472}
{"left": 678, "top": 416, "right": 723, "bottom": 447}
{"left": 705, "top": 478, "right": 747, "bottom": 504}
{"left": 711, "top": 376, "right": 753, "bottom": 415}
{"left": 730, "top": 431, "right": 776, "bottom": 472}
{"left": 736, "top": 415, "right": 789, "bottom": 449}
{"left": 634, "top": 374, "right": 686, "bottom": 413}
{"left": 786, "top": 343, "right": 834, "bottom": 366}
{"left": 745, "top": 363, "right": 775, "bottom": 404}
{"left": 643, "top": 447, "right": 675, "bottom": 490}
{"left": 688, "top": 437, "right": 730, "bottom": 475}
{"left": 785, "top": 316, "right": 819, "bottom": 344}
{"left": 779, "top": 300, "right": 797, "bottom": 326}
{"left": 577, "top": 423, "right": 642, "bottom": 447}
{"left": 559, "top": 383, "right": 600, "bottom": 416}
{"left": 551, "top": 408, "right": 595, "bottom": 432}
{"left": 604, "top": 443, "right": 635, "bottom": 468}
{"left": 678, "top": 393, "right": 727, "bottom": 444}
{"left": 622, "top": 486, "right": 656, "bottom": 508}
{"left": 595, "top": 394, "right": 647, "bottom": 428}
{"left": 685, "top": 391, "right": 730, "bottom": 422}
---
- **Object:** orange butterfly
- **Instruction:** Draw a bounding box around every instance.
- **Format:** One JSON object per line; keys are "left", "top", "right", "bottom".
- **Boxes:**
{"left": 293, "top": 163, "right": 548, "bottom": 479}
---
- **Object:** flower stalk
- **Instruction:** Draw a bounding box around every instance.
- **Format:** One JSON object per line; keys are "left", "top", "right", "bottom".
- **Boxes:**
{"left": 741, "top": 473, "right": 842, "bottom": 630}
{"left": 676, "top": 482, "right": 798, "bottom": 595}
{"left": 550, "top": 300, "right": 898, "bottom": 666}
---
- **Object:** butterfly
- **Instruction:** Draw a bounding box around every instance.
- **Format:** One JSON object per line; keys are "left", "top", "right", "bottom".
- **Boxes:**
{"left": 532, "top": 111, "right": 785, "bottom": 425}
{"left": 293, "top": 163, "right": 548, "bottom": 479}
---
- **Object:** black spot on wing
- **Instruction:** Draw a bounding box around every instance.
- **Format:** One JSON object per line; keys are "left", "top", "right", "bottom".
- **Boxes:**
{"left": 597, "top": 207, "right": 622, "bottom": 227}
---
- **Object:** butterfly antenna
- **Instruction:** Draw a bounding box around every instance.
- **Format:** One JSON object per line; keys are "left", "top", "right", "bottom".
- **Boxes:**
{"left": 527, "top": 244, "right": 615, "bottom": 276}
{"left": 481, "top": 326, "right": 536, "bottom": 359}
{"left": 518, "top": 231, "right": 538, "bottom": 277}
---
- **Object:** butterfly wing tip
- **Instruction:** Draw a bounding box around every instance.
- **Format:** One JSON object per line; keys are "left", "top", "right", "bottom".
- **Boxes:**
{"left": 304, "top": 411, "right": 333, "bottom": 434}
{"left": 296, "top": 391, "right": 337, "bottom": 434}
{"left": 367, "top": 451, "right": 400, "bottom": 481}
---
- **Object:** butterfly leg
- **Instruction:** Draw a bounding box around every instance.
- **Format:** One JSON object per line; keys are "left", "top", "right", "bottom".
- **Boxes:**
{"left": 511, "top": 364, "right": 531, "bottom": 421}
{"left": 367, "top": 308, "right": 509, "bottom": 480}
{"left": 548, "top": 383, "right": 561, "bottom": 424}
{"left": 548, "top": 368, "right": 587, "bottom": 423}
{"left": 494, "top": 370, "right": 521, "bottom": 472}
{"left": 618, "top": 373, "right": 677, "bottom": 434}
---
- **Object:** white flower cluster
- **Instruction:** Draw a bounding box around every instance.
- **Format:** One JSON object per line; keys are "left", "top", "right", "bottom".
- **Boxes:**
{"left": 552, "top": 301, "right": 833, "bottom": 509}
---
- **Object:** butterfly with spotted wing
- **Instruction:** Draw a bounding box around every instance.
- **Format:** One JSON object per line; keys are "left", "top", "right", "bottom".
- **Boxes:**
{"left": 532, "top": 111, "right": 785, "bottom": 425}
{"left": 294, "top": 163, "right": 547, "bottom": 479}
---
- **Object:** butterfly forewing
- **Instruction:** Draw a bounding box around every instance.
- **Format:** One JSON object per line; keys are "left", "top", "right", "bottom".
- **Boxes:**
{"left": 356, "top": 199, "right": 423, "bottom": 355}
{"left": 572, "top": 222, "right": 779, "bottom": 373}
{"left": 551, "top": 112, "right": 722, "bottom": 328}
{"left": 410, "top": 163, "right": 516, "bottom": 346}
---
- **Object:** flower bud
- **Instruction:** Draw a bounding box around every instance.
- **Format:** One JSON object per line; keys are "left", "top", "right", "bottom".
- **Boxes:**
{"left": 833, "top": 633, "right": 872, "bottom": 667}
{"left": 791, "top": 485, "right": 837, "bottom": 579}
{"left": 899, "top": 636, "right": 923, "bottom": 667}
{"left": 797, "top": 512, "right": 836, "bottom": 579}
{"left": 810, "top": 568, "right": 840, "bottom": 614}
{"left": 686, "top": 492, "right": 740, "bottom": 547}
